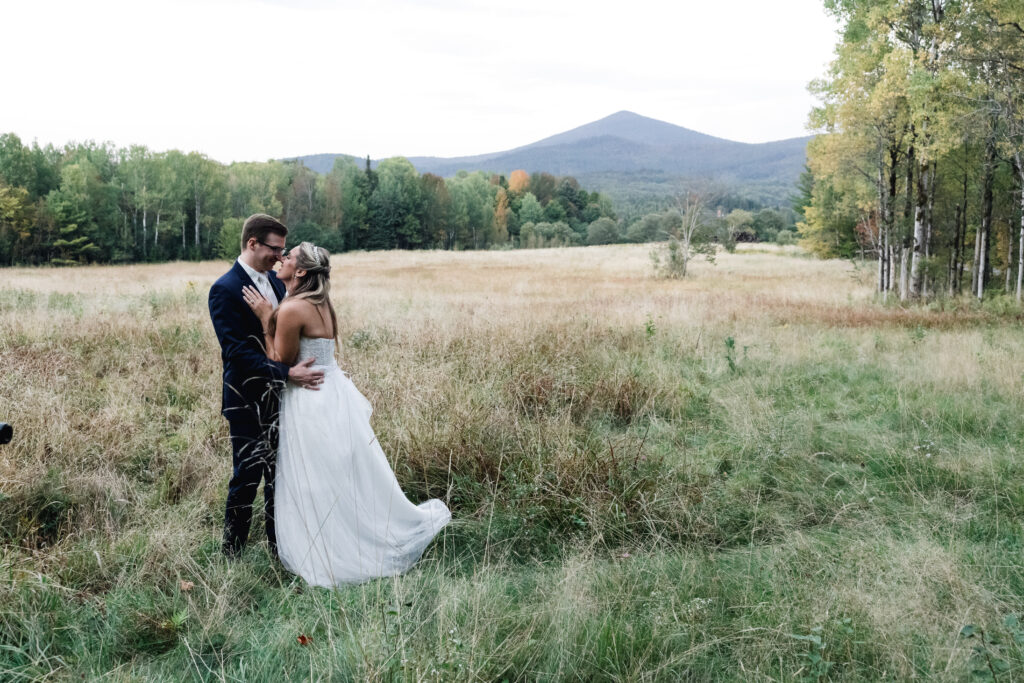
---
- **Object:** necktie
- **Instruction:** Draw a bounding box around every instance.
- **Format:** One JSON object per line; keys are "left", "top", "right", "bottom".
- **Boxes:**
{"left": 254, "top": 273, "right": 279, "bottom": 309}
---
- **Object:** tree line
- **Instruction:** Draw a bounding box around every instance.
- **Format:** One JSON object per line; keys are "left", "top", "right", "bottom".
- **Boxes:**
{"left": 800, "top": 0, "right": 1024, "bottom": 301}
{"left": 0, "top": 136, "right": 628, "bottom": 265}
{"left": 0, "top": 133, "right": 803, "bottom": 266}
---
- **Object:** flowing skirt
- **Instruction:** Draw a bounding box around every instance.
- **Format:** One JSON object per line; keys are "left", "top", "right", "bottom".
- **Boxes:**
{"left": 275, "top": 364, "right": 450, "bottom": 586}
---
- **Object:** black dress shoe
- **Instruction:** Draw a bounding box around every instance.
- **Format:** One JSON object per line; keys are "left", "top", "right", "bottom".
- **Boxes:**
{"left": 222, "top": 535, "right": 245, "bottom": 558}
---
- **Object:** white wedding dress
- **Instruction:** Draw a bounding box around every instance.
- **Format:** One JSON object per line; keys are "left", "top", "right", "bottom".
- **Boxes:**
{"left": 275, "top": 337, "right": 450, "bottom": 586}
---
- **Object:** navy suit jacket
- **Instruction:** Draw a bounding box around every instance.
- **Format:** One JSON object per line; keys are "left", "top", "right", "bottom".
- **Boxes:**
{"left": 208, "top": 261, "right": 291, "bottom": 418}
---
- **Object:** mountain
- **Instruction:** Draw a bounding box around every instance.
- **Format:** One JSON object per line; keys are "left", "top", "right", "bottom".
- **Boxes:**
{"left": 289, "top": 111, "right": 811, "bottom": 206}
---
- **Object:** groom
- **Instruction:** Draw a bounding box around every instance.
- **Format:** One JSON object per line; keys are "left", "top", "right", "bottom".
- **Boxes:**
{"left": 208, "top": 213, "right": 324, "bottom": 557}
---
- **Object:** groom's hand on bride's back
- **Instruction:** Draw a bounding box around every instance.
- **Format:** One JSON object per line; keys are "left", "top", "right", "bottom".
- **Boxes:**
{"left": 288, "top": 357, "right": 325, "bottom": 390}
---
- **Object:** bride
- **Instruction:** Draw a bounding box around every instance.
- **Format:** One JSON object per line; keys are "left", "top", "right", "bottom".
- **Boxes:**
{"left": 242, "top": 241, "right": 450, "bottom": 586}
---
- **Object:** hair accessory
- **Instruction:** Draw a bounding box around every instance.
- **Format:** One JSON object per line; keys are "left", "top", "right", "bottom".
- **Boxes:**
{"left": 313, "top": 245, "right": 321, "bottom": 264}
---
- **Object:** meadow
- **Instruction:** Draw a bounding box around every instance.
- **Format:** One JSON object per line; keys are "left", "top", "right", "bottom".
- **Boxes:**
{"left": 2, "top": 244, "right": 1023, "bottom": 681}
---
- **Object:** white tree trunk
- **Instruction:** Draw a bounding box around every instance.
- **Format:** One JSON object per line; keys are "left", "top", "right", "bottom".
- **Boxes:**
{"left": 877, "top": 245, "right": 885, "bottom": 294}
{"left": 141, "top": 197, "right": 147, "bottom": 258}
{"left": 977, "top": 228, "right": 987, "bottom": 299}
{"left": 877, "top": 169, "right": 887, "bottom": 294}
{"left": 924, "top": 165, "right": 935, "bottom": 299}
{"left": 1017, "top": 155, "right": 1024, "bottom": 303}
{"left": 972, "top": 221, "right": 982, "bottom": 296}
{"left": 899, "top": 246, "right": 910, "bottom": 301}
{"left": 909, "top": 164, "right": 929, "bottom": 299}
{"left": 881, "top": 240, "right": 888, "bottom": 296}
{"left": 889, "top": 244, "right": 896, "bottom": 294}
{"left": 1006, "top": 226, "right": 1014, "bottom": 293}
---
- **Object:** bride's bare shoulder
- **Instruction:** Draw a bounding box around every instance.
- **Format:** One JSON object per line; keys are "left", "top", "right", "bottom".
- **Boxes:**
{"left": 279, "top": 297, "right": 315, "bottom": 313}
{"left": 276, "top": 298, "right": 318, "bottom": 323}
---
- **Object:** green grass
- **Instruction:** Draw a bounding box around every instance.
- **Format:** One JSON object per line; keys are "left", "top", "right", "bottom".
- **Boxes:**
{"left": 2, "top": 251, "right": 1024, "bottom": 680}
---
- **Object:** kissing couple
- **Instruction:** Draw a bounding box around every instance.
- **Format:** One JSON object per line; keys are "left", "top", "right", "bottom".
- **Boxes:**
{"left": 208, "top": 214, "right": 450, "bottom": 586}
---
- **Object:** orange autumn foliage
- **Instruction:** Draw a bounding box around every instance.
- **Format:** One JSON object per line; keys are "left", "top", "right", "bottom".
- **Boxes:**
{"left": 508, "top": 170, "right": 530, "bottom": 194}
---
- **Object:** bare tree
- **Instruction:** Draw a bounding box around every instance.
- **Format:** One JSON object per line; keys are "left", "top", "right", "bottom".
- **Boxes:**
{"left": 651, "top": 187, "right": 718, "bottom": 279}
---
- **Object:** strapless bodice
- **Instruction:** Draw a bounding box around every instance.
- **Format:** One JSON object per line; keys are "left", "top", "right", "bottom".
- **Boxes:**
{"left": 297, "top": 336, "right": 336, "bottom": 368}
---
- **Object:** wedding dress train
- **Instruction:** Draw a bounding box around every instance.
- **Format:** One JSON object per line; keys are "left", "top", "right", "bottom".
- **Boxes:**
{"left": 275, "top": 337, "right": 450, "bottom": 586}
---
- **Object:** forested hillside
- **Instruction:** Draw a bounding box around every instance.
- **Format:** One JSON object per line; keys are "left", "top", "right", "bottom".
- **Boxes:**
{"left": 293, "top": 111, "right": 811, "bottom": 207}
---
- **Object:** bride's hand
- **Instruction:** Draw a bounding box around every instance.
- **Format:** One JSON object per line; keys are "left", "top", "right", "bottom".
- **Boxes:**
{"left": 242, "top": 285, "right": 273, "bottom": 325}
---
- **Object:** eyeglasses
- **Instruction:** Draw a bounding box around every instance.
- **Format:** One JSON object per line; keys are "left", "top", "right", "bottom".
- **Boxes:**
{"left": 255, "top": 239, "right": 286, "bottom": 256}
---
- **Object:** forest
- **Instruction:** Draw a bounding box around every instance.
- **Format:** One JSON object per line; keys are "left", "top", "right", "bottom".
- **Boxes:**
{"left": 800, "top": 0, "right": 1024, "bottom": 301}
{"left": 0, "top": 135, "right": 799, "bottom": 266}
{"left": 0, "top": 140, "right": 633, "bottom": 265}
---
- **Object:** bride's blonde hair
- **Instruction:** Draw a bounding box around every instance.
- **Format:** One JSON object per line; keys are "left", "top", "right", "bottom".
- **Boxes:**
{"left": 270, "top": 241, "right": 338, "bottom": 340}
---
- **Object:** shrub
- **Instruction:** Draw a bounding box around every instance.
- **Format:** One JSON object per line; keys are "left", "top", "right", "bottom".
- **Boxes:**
{"left": 586, "top": 217, "right": 620, "bottom": 245}
{"left": 776, "top": 230, "right": 797, "bottom": 245}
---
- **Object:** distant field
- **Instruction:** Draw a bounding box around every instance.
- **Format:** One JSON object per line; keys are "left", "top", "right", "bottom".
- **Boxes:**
{"left": 2, "top": 244, "right": 1023, "bottom": 681}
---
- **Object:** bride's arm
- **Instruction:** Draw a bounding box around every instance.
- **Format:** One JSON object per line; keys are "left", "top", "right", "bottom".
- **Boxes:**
{"left": 242, "top": 285, "right": 281, "bottom": 360}
{"left": 242, "top": 290, "right": 323, "bottom": 389}
{"left": 272, "top": 301, "right": 304, "bottom": 366}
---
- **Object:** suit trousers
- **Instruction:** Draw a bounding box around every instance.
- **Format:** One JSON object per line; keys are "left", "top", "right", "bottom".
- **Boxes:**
{"left": 223, "top": 407, "right": 278, "bottom": 555}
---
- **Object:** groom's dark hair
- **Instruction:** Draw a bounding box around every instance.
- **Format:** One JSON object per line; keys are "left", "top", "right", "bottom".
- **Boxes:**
{"left": 241, "top": 214, "right": 288, "bottom": 251}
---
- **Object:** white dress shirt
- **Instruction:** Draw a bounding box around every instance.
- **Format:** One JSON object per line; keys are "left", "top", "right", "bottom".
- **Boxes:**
{"left": 237, "top": 258, "right": 279, "bottom": 309}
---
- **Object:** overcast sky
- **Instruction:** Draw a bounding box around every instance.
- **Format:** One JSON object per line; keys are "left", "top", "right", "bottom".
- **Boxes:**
{"left": 3, "top": 0, "right": 839, "bottom": 164}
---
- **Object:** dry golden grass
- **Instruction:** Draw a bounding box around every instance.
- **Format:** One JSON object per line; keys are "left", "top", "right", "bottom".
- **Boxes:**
{"left": 3, "top": 243, "right": 1024, "bottom": 681}
{"left": 0, "top": 243, "right": 864, "bottom": 327}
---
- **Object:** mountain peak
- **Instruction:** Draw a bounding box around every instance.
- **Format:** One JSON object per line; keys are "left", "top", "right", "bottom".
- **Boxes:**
{"left": 604, "top": 110, "right": 643, "bottom": 119}
{"left": 287, "top": 111, "right": 810, "bottom": 205}
{"left": 523, "top": 111, "right": 722, "bottom": 151}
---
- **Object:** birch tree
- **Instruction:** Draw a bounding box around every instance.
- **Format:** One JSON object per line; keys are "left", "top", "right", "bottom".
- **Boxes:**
{"left": 651, "top": 189, "right": 717, "bottom": 279}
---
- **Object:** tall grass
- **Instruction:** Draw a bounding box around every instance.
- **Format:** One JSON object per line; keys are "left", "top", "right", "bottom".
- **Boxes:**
{"left": 1, "top": 244, "right": 1023, "bottom": 680}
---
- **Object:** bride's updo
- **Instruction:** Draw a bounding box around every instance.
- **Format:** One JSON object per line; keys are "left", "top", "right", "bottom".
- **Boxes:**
{"left": 288, "top": 241, "right": 338, "bottom": 338}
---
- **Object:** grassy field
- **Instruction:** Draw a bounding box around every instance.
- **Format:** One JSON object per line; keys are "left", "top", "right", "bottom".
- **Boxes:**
{"left": 2, "top": 244, "right": 1023, "bottom": 681}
